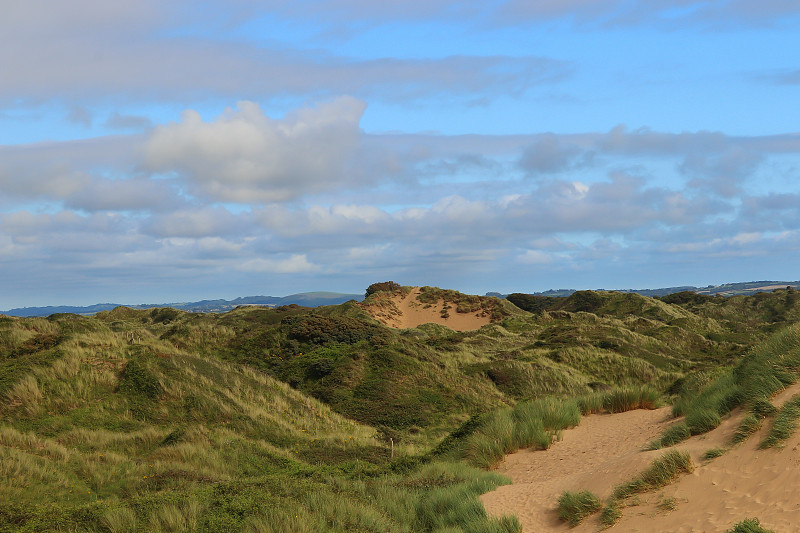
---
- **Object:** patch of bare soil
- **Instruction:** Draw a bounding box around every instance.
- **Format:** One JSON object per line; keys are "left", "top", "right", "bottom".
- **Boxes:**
{"left": 362, "top": 287, "right": 491, "bottom": 332}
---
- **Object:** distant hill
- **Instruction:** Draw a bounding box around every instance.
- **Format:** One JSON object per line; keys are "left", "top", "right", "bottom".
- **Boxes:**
{"left": 489, "top": 280, "right": 800, "bottom": 299}
{"left": 0, "top": 291, "right": 364, "bottom": 317}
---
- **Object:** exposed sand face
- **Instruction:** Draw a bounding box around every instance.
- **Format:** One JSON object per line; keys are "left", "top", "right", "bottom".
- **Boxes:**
{"left": 481, "top": 381, "right": 800, "bottom": 533}
{"left": 362, "top": 287, "right": 492, "bottom": 332}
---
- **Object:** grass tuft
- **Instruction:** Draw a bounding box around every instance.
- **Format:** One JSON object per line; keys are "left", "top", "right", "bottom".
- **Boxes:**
{"left": 732, "top": 413, "right": 762, "bottom": 444}
{"left": 600, "top": 500, "right": 622, "bottom": 527}
{"left": 727, "top": 518, "right": 776, "bottom": 533}
{"left": 613, "top": 450, "right": 693, "bottom": 500}
{"left": 646, "top": 422, "right": 690, "bottom": 450}
{"left": 760, "top": 393, "right": 800, "bottom": 449}
{"left": 703, "top": 447, "right": 726, "bottom": 460}
{"left": 557, "top": 490, "right": 602, "bottom": 527}
{"left": 685, "top": 408, "right": 721, "bottom": 435}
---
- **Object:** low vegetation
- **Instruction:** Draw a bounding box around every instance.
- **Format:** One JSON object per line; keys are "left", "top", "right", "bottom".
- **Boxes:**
{"left": 557, "top": 490, "right": 602, "bottom": 527}
{"left": 727, "top": 518, "right": 776, "bottom": 533}
{"left": 2, "top": 284, "right": 800, "bottom": 531}
{"left": 760, "top": 393, "right": 800, "bottom": 449}
{"left": 595, "top": 450, "right": 695, "bottom": 527}
{"left": 650, "top": 322, "right": 800, "bottom": 449}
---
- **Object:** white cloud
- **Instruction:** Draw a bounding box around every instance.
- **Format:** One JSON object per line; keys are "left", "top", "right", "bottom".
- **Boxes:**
{"left": 144, "top": 207, "right": 247, "bottom": 238}
{"left": 237, "top": 254, "right": 319, "bottom": 274}
{"left": 517, "top": 249, "right": 556, "bottom": 265}
{"left": 144, "top": 97, "right": 367, "bottom": 203}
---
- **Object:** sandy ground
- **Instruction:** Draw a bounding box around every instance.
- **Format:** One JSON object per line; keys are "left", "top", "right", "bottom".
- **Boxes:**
{"left": 481, "top": 381, "right": 800, "bottom": 532}
{"left": 363, "top": 287, "right": 491, "bottom": 331}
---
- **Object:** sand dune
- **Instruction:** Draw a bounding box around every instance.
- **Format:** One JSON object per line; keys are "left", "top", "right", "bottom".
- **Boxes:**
{"left": 362, "top": 287, "right": 492, "bottom": 331}
{"left": 481, "top": 382, "right": 800, "bottom": 532}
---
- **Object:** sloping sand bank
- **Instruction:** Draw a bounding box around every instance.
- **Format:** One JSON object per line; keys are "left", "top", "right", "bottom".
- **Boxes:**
{"left": 481, "top": 382, "right": 800, "bottom": 532}
{"left": 362, "top": 287, "right": 492, "bottom": 331}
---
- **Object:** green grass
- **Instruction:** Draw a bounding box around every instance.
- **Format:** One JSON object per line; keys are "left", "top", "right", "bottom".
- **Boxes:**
{"left": 557, "top": 490, "right": 601, "bottom": 527}
{"left": 646, "top": 422, "right": 690, "bottom": 450}
{"left": 612, "top": 450, "right": 694, "bottom": 500}
{"left": 703, "top": 447, "right": 726, "bottom": 460}
{"left": 599, "top": 500, "right": 622, "bottom": 527}
{"left": 3, "top": 287, "right": 800, "bottom": 531}
{"left": 760, "top": 393, "right": 800, "bottom": 449}
{"left": 727, "top": 518, "right": 776, "bottom": 533}
{"left": 732, "top": 414, "right": 762, "bottom": 444}
{"left": 655, "top": 323, "right": 800, "bottom": 447}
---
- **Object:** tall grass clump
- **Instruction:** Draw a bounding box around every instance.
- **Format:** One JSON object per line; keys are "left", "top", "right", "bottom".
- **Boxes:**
{"left": 603, "top": 386, "right": 660, "bottom": 413}
{"left": 409, "top": 462, "right": 521, "bottom": 533}
{"left": 576, "top": 385, "right": 661, "bottom": 415}
{"left": 727, "top": 518, "right": 776, "bottom": 533}
{"left": 595, "top": 450, "right": 694, "bottom": 525}
{"left": 657, "top": 323, "right": 800, "bottom": 446}
{"left": 685, "top": 408, "right": 722, "bottom": 435}
{"left": 102, "top": 507, "right": 137, "bottom": 533}
{"left": 646, "top": 422, "right": 690, "bottom": 450}
{"left": 464, "top": 398, "right": 582, "bottom": 468}
{"left": 557, "top": 490, "right": 601, "bottom": 527}
{"left": 612, "top": 450, "right": 694, "bottom": 500}
{"left": 600, "top": 500, "right": 622, "bottom": 527}
{"left": 731, "top": 413, "right": 762, "bottom": 444}
{"left": 760, "top": 393, "right": 800, "bottom": 449}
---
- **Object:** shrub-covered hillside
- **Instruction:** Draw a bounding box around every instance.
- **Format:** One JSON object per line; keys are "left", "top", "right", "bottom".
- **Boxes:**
{"left": 2, "top": 284, "right": 798, "bottom": 531}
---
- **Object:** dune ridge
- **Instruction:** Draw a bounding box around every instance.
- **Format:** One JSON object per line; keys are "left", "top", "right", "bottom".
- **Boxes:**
{"left": 361, "top": 286, "right": 493, "bottom": 331}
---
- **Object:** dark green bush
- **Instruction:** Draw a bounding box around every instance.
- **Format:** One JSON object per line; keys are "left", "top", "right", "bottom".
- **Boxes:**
{"left": 365, "top": 281, "right": 402, "bottom": 297}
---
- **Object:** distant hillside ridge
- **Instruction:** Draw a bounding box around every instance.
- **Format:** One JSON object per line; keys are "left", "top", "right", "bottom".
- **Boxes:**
{"left": 493, "top": 280, "right": 800, "bottom": 299}
{"left": 1, "top": 291, "right": 364, "bottom": 317}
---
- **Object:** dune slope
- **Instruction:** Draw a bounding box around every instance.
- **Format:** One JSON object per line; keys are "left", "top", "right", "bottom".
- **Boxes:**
{"left": 482, "top": 381, "right": 800, "bottom": 532}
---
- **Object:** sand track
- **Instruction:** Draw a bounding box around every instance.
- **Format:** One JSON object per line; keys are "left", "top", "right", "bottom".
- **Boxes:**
{"left": 481, "top": 381, "right": 800, "bottom": 532}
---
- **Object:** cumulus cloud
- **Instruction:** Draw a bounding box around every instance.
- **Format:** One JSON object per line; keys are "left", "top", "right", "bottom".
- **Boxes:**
{"left": 2, "top": 120, "right": 800, "bottom": 307}
{"left": 144, "top": 97, "right": 367, "bottom": 203}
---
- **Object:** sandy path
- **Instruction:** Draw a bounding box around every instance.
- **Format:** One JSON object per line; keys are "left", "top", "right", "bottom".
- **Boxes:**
{"left": 480, "top": 407, "right": 674, "bottom": 532}
{"left": 482, "top": 381, "right": 800, "bottom": 532}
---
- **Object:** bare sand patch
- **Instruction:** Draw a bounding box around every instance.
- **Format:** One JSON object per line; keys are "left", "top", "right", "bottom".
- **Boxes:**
{"left": 481, "top": 381, "right": 800, "bottom": 532}
{"left": 362, "top": 287, "right": 492, "bottom": 332}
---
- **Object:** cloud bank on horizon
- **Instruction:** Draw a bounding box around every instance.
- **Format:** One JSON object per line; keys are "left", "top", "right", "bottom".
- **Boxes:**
{"left": 2, "top": 0, "right": 800, "bottom": 308}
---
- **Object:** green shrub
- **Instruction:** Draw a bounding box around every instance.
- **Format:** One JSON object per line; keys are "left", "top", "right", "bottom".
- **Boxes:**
{"left": 118, "top": 358, "right": 162, "bottom": 399}
{"left": 365, "top": 281, "right": 402, "bottom": 297}
{"left": 557, "top": 490, "right": 601, "bottom": 527}
{"left": 727, "top": 518, "right": 776, "bottom": 533}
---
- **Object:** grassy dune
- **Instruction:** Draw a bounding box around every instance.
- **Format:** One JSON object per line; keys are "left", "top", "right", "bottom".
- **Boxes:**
{"left": 2, "top": 285, "right": 800, "bottom": 531}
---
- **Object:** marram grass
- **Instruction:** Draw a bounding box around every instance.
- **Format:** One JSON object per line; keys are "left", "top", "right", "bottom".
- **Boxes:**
{"left": 557, "top": 490, "right": 602, "bottom": 527}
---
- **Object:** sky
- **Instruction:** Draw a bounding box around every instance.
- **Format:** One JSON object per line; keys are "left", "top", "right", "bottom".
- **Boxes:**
{"left": 2, "top": 0, "right": 800, "bottom": 308}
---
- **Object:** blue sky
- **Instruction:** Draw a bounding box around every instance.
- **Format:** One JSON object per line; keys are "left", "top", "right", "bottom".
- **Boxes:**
{"left": 2, "top": 0, "right": 800, "bottom": 308}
